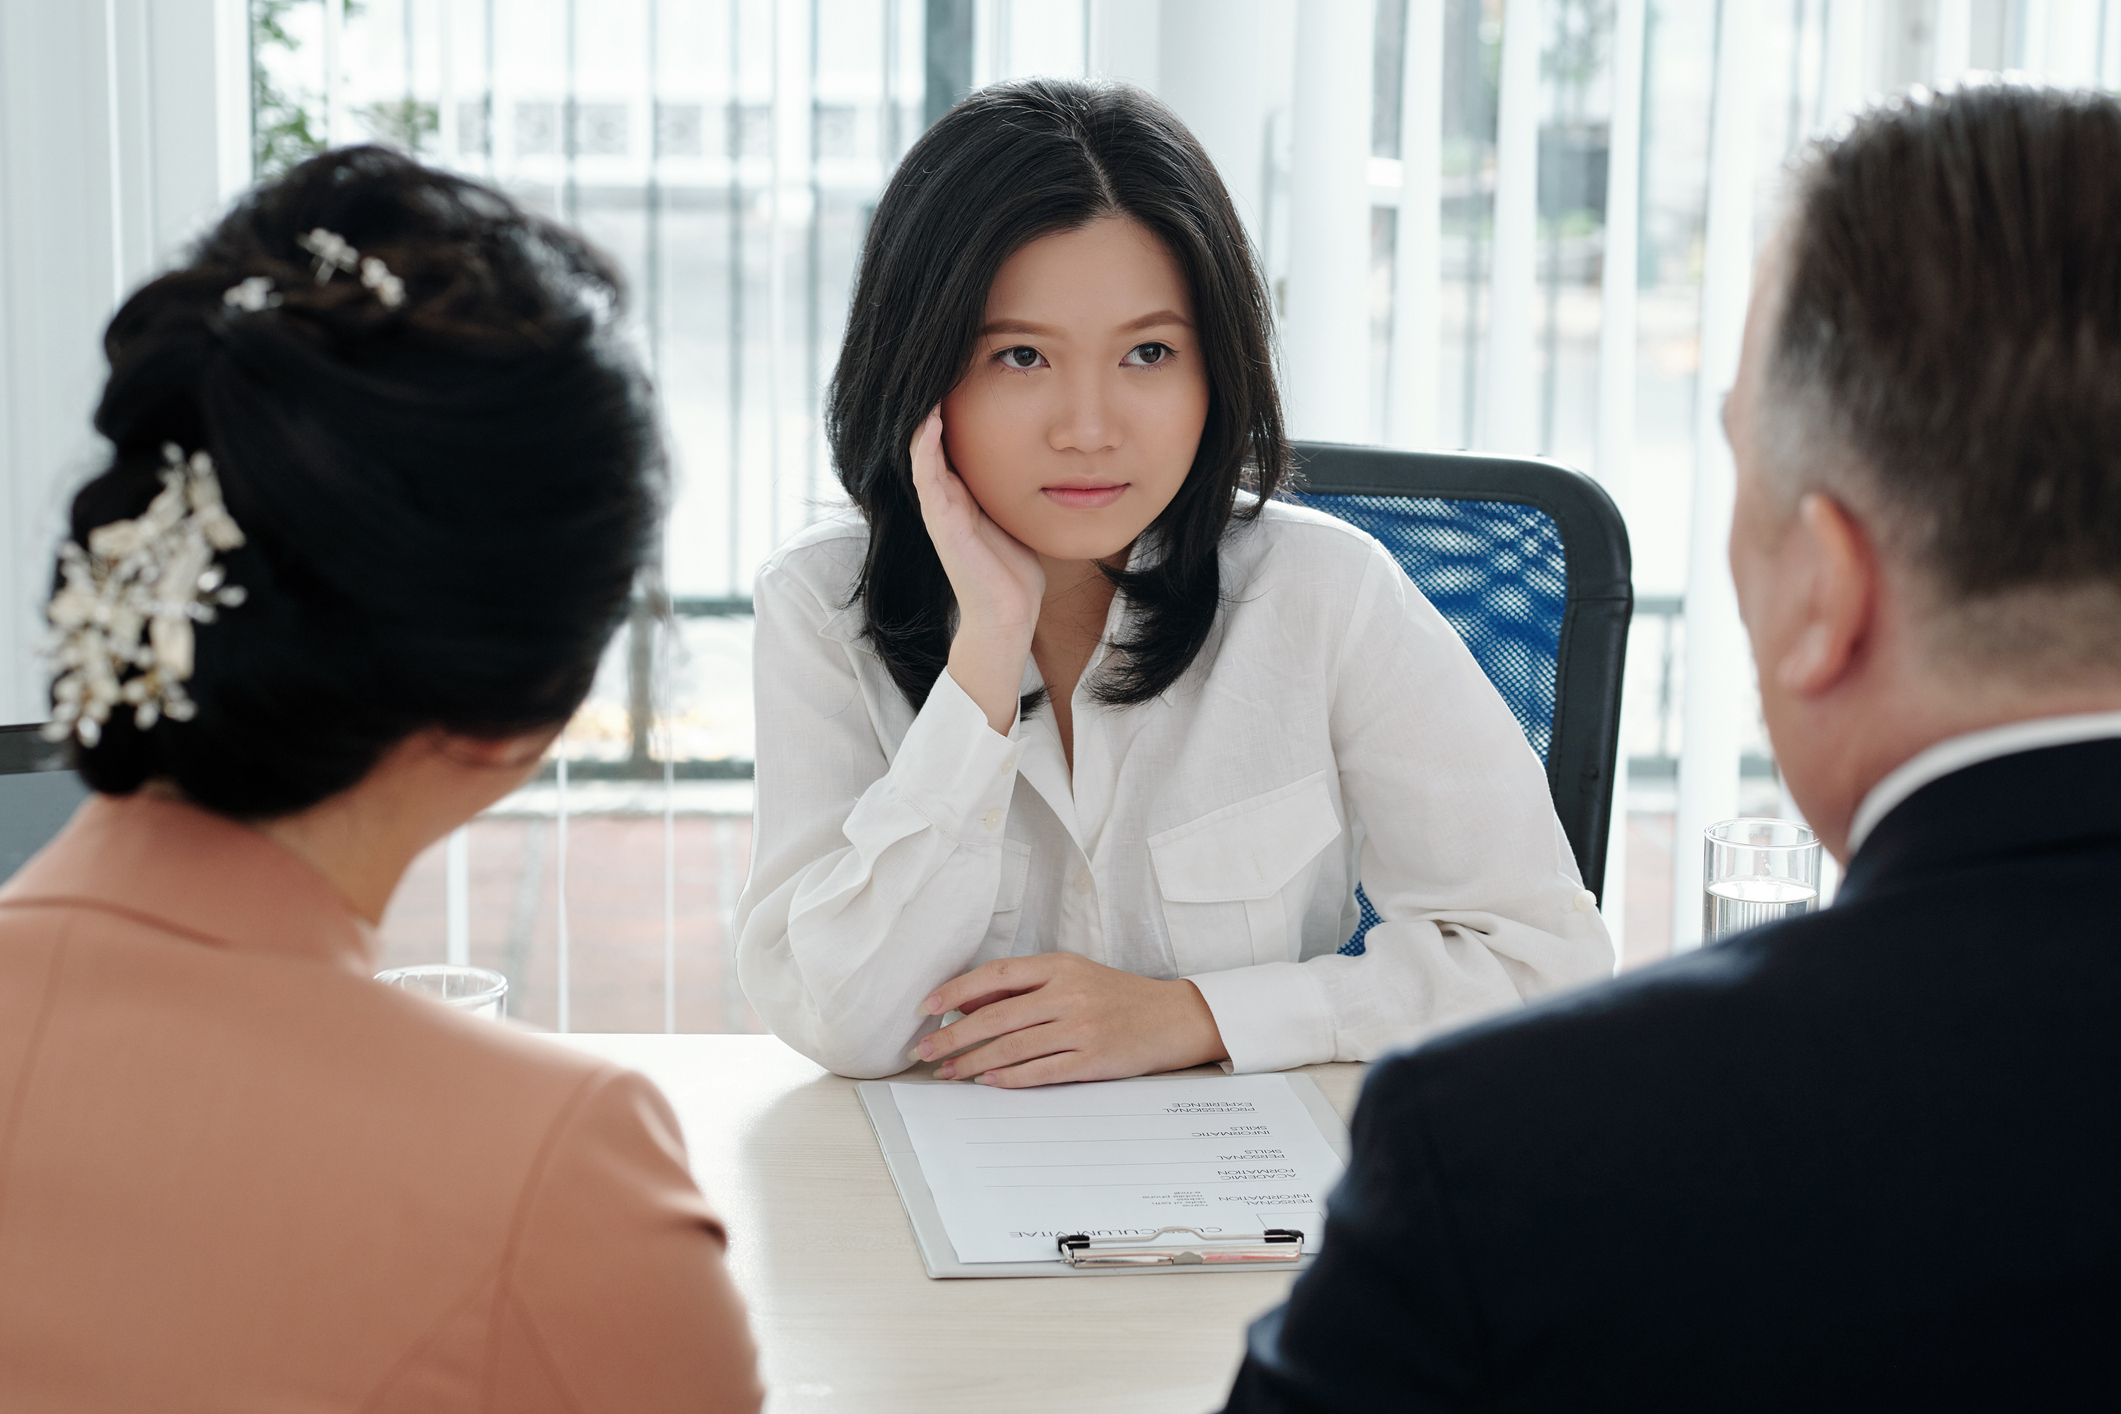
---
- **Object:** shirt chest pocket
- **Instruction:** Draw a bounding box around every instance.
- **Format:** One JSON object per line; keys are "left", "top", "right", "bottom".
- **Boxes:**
{"left": 1147, "top": 770, "right": 1343, "bottom": 976}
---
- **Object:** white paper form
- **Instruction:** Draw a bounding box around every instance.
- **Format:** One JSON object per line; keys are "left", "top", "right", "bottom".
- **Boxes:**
{"left": 889, "top": 1075, "right": 1347, "bottom": 1265}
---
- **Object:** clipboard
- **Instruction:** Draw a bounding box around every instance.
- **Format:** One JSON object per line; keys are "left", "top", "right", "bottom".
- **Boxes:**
{"left": 856, "top": 1073, "right": 1352, "bottom": 1279}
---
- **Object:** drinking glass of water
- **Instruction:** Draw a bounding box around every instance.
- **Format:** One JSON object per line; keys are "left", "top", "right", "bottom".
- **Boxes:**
{"left": 375, "top": 964, "right": 509, "bottom": 1021}
{"left": 1703, "top": 818, "right": 1821, "bottom": 942}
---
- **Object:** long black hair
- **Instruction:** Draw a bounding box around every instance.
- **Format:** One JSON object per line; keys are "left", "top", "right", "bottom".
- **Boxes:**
{"left": 59, "top": 145, "right": 663, "bottom": 817}
{"left": 826, "top": 78, "right": 1287, "bottom": 711}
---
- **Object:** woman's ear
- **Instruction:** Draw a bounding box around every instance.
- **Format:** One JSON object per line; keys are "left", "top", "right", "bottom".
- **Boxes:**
{"left": 1777, "top": 492, "right": 1878, "bottom": 698}
{"left": 436, "top": 726, "right": 561, "bottom": 774}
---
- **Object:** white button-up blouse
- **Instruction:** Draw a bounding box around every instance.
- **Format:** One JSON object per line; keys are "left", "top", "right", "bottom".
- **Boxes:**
{"left": 735, "top": 500, "right": 1615, "bottom": 1079}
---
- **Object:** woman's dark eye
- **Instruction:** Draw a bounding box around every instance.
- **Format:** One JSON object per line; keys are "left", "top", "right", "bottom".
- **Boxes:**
{"left": 1001, "top": 346, "right": 1041, "bottom": 369}
{"left": 1126, "top": 342, "right": 1171, "bottom": 366}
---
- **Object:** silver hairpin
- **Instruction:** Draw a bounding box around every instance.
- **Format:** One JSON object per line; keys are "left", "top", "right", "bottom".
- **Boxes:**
{"left": 42, "top": 444, "right": 249, "bottom": 747}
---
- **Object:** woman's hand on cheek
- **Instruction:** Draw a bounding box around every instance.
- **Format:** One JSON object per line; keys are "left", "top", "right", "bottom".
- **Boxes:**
{"left": 909, "top": 408, "right": 1045, "bottom": 735}
{"left": 913, "top": 954, "right": 1230, "bottom": 1088}
{"left": 909, "top": 408, "right": 1043, "bottom": 639}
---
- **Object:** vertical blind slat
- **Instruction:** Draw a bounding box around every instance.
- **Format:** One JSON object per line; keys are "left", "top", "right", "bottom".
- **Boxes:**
{"left": 726, "top": 0, "right": 746, "bottom": 599}
{"left": 1595, "top": 0, "right": 1648, "bottom": 959}
{"left": 1672, "top": 0, "right": 1758, "bottom": 952}
{"left": 322, "top": 0, "right": 344, "bottom": 145}
{"left": 665, "top": 756, "right": 678, "bottom": 1034}
{"left": 1385, "top": 0, "right": 1443, "bottom": 450}
{"left": 445, "top": 826, "right": 470, "bottom": 966}
{"left": 1480, "top": 0, "right": 1539, "bottom": 450}
{"left": 1282, "top": 0, "right": 1372, "bottom": 441}
{"left": 765, "top": 0, "right": 786, "bottom": 555}
{"left": 1933, "top": 0, "right": 1972, "bottom": 77}
{"left": 716, "top": 815, "right": 744, "bottom": 1031}
{"left": 556, "top": 746, "right": 571, "bottom": 1032}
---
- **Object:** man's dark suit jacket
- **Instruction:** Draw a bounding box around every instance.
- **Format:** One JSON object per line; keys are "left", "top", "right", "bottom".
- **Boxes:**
{"left": 1223, "top": 737, "right": 2121, "bottom": 1411}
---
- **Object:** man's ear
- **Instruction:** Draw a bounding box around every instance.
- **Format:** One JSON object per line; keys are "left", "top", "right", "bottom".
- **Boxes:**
{"left": 1777, "top": 491, "right": 1876, "bottom": 697}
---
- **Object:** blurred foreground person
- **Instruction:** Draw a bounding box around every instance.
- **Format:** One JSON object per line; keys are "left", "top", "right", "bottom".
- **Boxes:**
{"left": 0, "top": 148, "right": 761, "bottom": 1413}
{"left": 1224, "top": 83, "right": 2121, "bottom": 1412}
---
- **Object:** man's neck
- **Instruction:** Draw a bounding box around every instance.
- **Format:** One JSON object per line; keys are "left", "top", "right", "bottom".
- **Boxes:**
{"left": 1810, "top": 679, "right": 2121, "bottom": 860}
{"left": 1844, "top": 706, "right": 2121, "bottom": 855}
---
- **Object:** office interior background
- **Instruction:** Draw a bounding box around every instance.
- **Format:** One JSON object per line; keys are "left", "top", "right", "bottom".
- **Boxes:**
{"left": 3, "top": 0, "right": 2117, "bottom": 1032}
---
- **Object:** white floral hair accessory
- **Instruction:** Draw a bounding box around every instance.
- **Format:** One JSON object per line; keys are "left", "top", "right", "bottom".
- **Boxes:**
{"left": 296, "top": 227, "right": 359, "bottom": 281}
{"left": 293, "top": 226, "right": 406, "bottom": 307}
{"left": 222, "top": 275, "right": 281, "bottom": 312}
{"left": 42, "top": 443, "right": 249, "bottom": 747}
{"left": 225, "top": 229, "right": 405, "bottom": 313}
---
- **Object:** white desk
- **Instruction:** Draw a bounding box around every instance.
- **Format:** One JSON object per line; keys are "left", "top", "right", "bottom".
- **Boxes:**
{"left": 556, "top": 1034, "right": 1366, "bottom": 1414}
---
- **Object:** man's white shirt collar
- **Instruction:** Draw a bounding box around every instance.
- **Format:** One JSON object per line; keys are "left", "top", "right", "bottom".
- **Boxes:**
{"left": 1846, "top": 710, "right": 2121, "bottom": 855}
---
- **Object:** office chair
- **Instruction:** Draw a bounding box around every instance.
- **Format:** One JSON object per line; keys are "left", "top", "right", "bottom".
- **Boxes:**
{"left": 0, "top": 724, "right": 88, "bottom": 884}
{"left": 1288, "top": 441, "right": 1632, "bottom": 954}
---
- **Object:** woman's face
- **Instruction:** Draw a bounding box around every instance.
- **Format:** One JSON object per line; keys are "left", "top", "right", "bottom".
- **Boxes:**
{"left": 940, "top": 215, "right": 1209, "bottom": 566}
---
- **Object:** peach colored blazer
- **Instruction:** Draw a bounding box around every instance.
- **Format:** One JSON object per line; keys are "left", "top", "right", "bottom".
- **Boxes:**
{"left": 0, "top": 794, "right": 762, "bottom": 1413}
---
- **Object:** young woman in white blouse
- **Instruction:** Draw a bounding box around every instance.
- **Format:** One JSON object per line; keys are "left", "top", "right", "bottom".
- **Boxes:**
{"left": 736, "top": 79, "right": 1613, "bottom": 1085}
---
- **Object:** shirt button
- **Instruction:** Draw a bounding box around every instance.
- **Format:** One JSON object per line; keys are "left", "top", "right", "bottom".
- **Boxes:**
{"left": 1573, "top": 889, "right": 1599, "bottom": 914}
{"left": 1073, "top": 869, "right": 1094, "bottom": 895}
{"left": 982, "top": 809, "right": 1003, "bottom": 831}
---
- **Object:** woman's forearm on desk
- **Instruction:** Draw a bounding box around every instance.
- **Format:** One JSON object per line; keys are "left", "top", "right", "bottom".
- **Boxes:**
{"left": 737, "top": 572, "right": 1020, "bottom": 1077}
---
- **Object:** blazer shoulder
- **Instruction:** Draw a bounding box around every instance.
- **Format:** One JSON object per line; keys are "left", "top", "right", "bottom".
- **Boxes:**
{"left": 357, "top": 978, "right": 626, "bottom": 1105}
{"left": 1363, "top": 923, "right": 1803, "bottom": 1110}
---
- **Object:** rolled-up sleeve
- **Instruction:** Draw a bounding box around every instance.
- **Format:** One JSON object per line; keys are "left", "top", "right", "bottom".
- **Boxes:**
{"left": 735, "top": 562, "right": 1023, "bottom": 1078}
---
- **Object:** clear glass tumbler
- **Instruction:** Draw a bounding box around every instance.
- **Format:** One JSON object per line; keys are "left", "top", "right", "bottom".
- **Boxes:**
{"left": 375, "top": 964, "right": 509, "bottom": 1021}
{"left": 1702, "top": 818, "right": 1822, "bottom": 942}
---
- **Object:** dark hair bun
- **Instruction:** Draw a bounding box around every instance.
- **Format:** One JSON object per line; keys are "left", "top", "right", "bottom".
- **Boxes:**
{"left": 60, "top": 144, "right": 662, "bottom": 817}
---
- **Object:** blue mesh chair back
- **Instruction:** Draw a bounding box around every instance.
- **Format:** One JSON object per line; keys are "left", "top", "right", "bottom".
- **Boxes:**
{"left": 1288, "top": 443, "right": 1632, "bottom": 954}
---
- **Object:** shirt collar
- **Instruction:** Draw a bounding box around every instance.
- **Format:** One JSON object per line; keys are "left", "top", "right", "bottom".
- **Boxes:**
{"left": 1846, "top": 709, "right": 2121, "bottom": 855}
{"left": 0, "top": 792, "right": 378, "bottom": 975}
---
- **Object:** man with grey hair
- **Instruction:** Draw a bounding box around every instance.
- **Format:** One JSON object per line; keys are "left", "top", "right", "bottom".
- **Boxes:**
{"left": 1221, "top": 83, "right": 2121, "bottom": 1411}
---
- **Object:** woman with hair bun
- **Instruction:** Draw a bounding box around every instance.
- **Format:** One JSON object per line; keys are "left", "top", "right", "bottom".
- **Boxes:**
{"left": 0, "top": 147, "right": 760, "bottom": 1412}
{"left": 737, "top": 80, "right": 1613, "bottom": 1086}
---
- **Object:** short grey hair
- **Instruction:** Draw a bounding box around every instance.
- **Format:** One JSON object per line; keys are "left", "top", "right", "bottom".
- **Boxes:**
{"left": 1765, "top": 83, "right": 2121, "bottom": 681}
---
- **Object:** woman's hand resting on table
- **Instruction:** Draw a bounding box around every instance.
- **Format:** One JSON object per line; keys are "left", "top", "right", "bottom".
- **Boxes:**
{"left": 913, "top": 953, "right": 1230, "bottom": 1086}
{"left": 908, "top": 407, "right": 1043, "bottom": 737}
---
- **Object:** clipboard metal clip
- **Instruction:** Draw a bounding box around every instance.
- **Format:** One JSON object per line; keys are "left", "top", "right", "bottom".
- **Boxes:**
{"left": 1056, "top": 1226, "right": 1305, "bottom": 1268}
